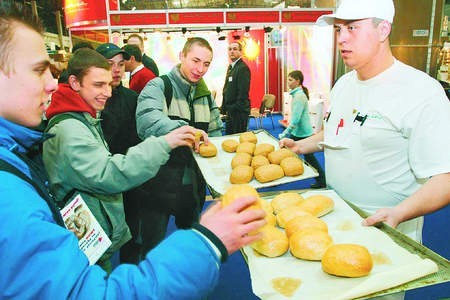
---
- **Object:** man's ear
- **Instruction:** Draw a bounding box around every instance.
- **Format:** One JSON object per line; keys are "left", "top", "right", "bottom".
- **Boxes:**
{"left": 378, "top": 20, "right": 392, "bottom": 42}
{"left": 68, "top": 75, "right": 81, "bottom": 91}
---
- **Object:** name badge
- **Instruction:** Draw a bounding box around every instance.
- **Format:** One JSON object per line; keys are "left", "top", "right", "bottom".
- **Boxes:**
{"left": 228, "top": 76, "right": 233, "bottom": 82}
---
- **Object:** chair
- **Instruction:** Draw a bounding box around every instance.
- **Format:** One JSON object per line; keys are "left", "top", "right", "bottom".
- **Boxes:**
{"left": 248, "top": 94, "right": 276, "bottom": 129}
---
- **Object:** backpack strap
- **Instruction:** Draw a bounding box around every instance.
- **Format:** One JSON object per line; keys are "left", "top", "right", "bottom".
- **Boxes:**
{"left": 160, "top": 75, "right": 173, "bottom": 109}
{"left": 45, "top": 112, "right": 97, "bottom": 137}
{"left": 0, "top": 158, "right": 65, "bottom": 226}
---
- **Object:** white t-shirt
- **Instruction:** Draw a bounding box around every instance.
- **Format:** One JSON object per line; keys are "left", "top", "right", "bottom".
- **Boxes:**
{"left": 323, "top": 59, "right": 450, "bottom": 240}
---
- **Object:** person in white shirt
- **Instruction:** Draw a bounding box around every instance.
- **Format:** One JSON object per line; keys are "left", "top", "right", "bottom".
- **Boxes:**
{"left": 280, "top": 0, "right": 450, "bottom": 243}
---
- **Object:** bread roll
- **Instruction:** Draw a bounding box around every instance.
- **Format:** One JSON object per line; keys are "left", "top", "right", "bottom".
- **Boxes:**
{"left": 239, "top": 131, "right": 258, "bottom": 144}
{"left": 199, "top": 143, "right": 217, "bottom": 157}
{"left": 251, "top": 226, "right": 289, "bottom": 257}
{"left": 254, "top": 164, "right": 284, "bottom": 183}
{"left": 260, "top": 199, "right": 276, "bottom": 226}
{"left": 271, "top": 192, "right": 305, "bottom": 214}
{"left": 289, "top": 229, "right": 333, "bottom": 261}
{"left": 221, "top": 139, "right": 239, "bottom": 153}
{"left": 230, "top": 165, "right": 254, "bottom": 184}
{"left": 221, "top": 184, "right": 260, "bottom": 211}
{"left": 268, "top": 148, "right": 296, "bottom": 165}
{"left": 280, "top": 156, "right": 304, "bottom": 176}
{"left": 251, "top": 155, "right": 270, "bottom": 170}
{"left": 322, "top": 244, "right": 373, "bottom": 277}
{"left": 231, "top": 152, "right": 252, "bottom": 169}
{"left": 297, "top": 195, "right": 334, "bottom": 217}
{"left": 254, "top": 143, "right": 275, "bottom": 157}
{"left": 194, "top": 130, "right": 202, "bottom": 142}
{"left": 285, "top": 215, "right": 328, "bottom": 238}
{"left": 276, "top": 207, "right": 313, "bottom": 228}
{"left": 236, "top": 142, "right": 256, "bottom": 155}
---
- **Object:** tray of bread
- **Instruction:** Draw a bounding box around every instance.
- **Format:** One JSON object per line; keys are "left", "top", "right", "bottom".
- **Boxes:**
{"left": 193, "top": 130, "right": 319, "bottom": 196}
{"left": 220, "top": 186, "right": 440, "bottom": 300}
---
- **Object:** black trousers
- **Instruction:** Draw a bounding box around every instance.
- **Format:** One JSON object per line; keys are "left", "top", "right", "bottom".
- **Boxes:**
{"left": 225, "top": 111, "right": 248, "bottom": 135}
{"left": 291, "top": 135, "right": 326, "bottom": 186}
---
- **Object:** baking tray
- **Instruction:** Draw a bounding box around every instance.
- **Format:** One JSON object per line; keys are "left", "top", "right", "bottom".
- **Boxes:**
{"left": 240, "top": 189, "right": 448, "bottom": 300}
{"left": 193, "top": 130, "right": 319, "bottom": 197}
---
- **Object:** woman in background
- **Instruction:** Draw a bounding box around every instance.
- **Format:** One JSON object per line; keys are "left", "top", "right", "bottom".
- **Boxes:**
{"left": 279, "top": 70, "right": 326, "bottom": 188}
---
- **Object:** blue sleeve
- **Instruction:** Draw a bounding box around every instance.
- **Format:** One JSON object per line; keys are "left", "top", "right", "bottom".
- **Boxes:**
{"left": 1, "top": 174, "right": 221, "bottom": 300}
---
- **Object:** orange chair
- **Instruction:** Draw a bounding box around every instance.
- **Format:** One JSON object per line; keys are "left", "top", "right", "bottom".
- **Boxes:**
{"left": 248, "top": 94, "right": 276, "bottom": 129}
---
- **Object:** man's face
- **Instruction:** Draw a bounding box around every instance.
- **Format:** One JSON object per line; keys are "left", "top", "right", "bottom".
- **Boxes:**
{"left": 127, "top": 36, "right": 144, "bottom": 52}
{"left": 334, "top": 18, "right": 383, "bottom": 74}
{"left": 227, "top": 42, "right": 242, "bottom": 62}
{"left": 0, "top": 25, "right": 57, "bottom": 127}
{"left": 179, "top": 44, "right": 212, "bottom": 83}
{"left": 107, "top": 54, "right": 125, "bottom": 88}
{"left": 72, "top": 67, "right": 112, "bottom": 112}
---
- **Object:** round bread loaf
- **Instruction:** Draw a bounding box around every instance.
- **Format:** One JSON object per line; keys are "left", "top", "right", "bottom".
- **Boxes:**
{"left": 254, "top": 164, "right": 284, "bottom": 183}
{"left": 280, "top": 156, "right": 304, "bottom": 176}
{"left": 221, "top": 139, "right": 239, "bottom": 153}
{"left": 251, "top": 155, "right": 270, "bottom": 170}
{"left": 322, "top": 244, "right": 373, "bottom": 278}
{"left": 194, "top": 130, "right": 202, "bottom": 142}
{"left": 268, "top": 148, "right": 296, "bottom": 165}
{"left": 254, "top": 143, "right": 275, "bottom": 157}
{"left": 285, "top": 215, "right": 328, "bottom": 238}
{"left": 297, "top": 194, "right": 334, "bottom": 217}
{"left": 231, "top": 152, "right": 252, "bottom": 169}
{"left": 260, "top": 199, "right": 276, "bottom": 226}
{"left": 239, "top": 131, "right": 258, "bottom": 144}
{"left": 221, "top": 184, "right": 260, "bottom": 211}
{"left": 271, "top": 192, "right": 305, "bottom": 214}
{"left": 236, "top": 142, "right": 256, "bottom": 155}
{"left": 251, "top": 226, "right": 289, "bottom": 257}
{"left": 230, "top": 165, "right": 254, "bottom": 184}
{"left": 289, "top": 229, "right": 333, "bottom": 261}
{"left": 276, "top": 206, "right": 313, "bottom": 228}
{"left": 199, "top": 143, "right": 217, "bottom": 157}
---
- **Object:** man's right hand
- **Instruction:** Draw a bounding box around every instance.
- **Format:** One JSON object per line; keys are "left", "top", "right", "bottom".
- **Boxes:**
{"left": 164, "top": 125, "right": 197, "bottom": 149}
{"left": 200, "top": 196, "right": 266, "bottom": 255}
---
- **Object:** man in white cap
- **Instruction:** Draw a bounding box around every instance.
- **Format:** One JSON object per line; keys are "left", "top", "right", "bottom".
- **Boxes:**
{"left": 281, "top": 0, "right": 450, "bottom": 247}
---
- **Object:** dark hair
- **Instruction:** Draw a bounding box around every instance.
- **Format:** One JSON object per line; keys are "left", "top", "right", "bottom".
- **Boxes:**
{"left": 288, "top": 70, "right": 309, "bottom": 99}
{"left": 72, "top": 41, "right": 94, "bottom": 53}
{"left": 122, "top": 44, "right": 142, "bottom": 62}
{"left": 182, "top": 37, "right": 213, "bottom": 56}
{"left": 0, "top": 2, "right": 43, "bottom": 74}
{"left": 68, "top": 48, "right": 111, "bottom": 83}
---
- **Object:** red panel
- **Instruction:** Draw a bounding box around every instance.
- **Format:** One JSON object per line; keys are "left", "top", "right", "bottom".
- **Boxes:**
{"left": 281, "top": 10, "right": 332, "bottom": 23}
{"left": 110, "top": 13, "right": 166, "bottom": 26}
{"left": 267, "top": 48, "right": 281, "bottom": 112}
{"left": 169, "top": 12, "right": 223, "bottom": 24}
{"left": 64, "top": 0, "right": 108, "bottom": 27}
{"left": 226, "top": 11, "right": 279, "bottom": 24}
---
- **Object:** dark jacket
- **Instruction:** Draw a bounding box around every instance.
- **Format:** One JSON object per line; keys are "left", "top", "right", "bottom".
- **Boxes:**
{"left": 142, "top": 53, "right": 160, "bottom": 77}
{"left": 222, "top": 58, "right": 251, "bottom": 115}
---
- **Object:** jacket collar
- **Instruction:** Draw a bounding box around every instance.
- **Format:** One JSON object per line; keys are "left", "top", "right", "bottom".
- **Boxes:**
{"left": 171, "top": 65, "right": 211, "bottom": 100}
{"left": 0, "top": 117, "right": 47, "bottom": 154}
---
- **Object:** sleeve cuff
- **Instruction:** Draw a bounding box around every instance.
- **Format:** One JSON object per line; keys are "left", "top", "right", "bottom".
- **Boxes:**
{"left": 192, "top": 223, "right": 229, "bottom": 263}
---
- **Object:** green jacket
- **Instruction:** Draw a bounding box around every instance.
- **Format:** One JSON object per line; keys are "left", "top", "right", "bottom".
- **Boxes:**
{"left": 43, "top": 111, "right": 171, "bottom": 263}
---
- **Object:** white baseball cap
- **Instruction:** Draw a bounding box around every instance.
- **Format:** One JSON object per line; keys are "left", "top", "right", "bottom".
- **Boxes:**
{"left": 316, "top": 0, "right": 395, "bottom": 26}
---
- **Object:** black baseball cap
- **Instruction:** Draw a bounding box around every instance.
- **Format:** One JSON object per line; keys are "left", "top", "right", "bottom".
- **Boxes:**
{"left": 96, "top": 43, "right": 131, "bottom": 60}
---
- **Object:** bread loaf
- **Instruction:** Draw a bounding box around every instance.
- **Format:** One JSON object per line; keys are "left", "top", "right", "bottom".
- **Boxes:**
{"left": 251, "top": 226, "right": 289, "bottom": 257}
{"left": 321, "top": 244, "right": 373, "bottom": 277}
{"left": 280, "top": 156, "right": 304, "bottom": 176}
{"left": 221, "top": 184, "right": 260, "bottom": 211}
{"left": 254, "top": 164, "right": 284, "bottom": 183}
{"left": 239, "top": 131, "right": 258, "bottom": 144}
{"left": 254, "top": 143, "right": 275, "bottom": 157}
{"left": 251, "top": 155, "right": 270, "bottom": 170}
{"left": 276, "top": 207, "right": 313, "bottom": 229}
{"left": 271, "top": 192, "right": 305, "bottom": 214}
{"left": 297, "top": 195, "right": 334, "bottom": 217}
{"left": 268, "top": 148, "right": 296, "bottom": 165}
{"left": 199, "top": 143, "right": 217, "bottom": 157}
{"left": 230, "top": 165, "right": 253, "bottom": 184}
{"left": 285, "top": 215, "right": 328, "bottom": 238}
{"left": 236, "top": 141, "right": 256, "bottom": 155}
{"left": 231, "top": 152, "right": 252, "bottom": 169}
{"left": 260, "top": 200, "right": 276, "bottom": 226}
{"left": 289, "top": 229, "right": 333, "bottom": 261}
{"left": 221, "top": 139, "right": 239, "bottom": 153}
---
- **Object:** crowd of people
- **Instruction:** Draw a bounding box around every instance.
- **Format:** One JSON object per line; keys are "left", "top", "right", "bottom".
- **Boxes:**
{"left": 0, "top": 0, "right": 449, "bottom": 298}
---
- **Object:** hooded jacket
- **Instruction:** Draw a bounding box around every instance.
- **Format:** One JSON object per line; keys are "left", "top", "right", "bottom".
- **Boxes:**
{"left": 0, "top": 115, "right": 225, "bottom": 299}
{"left": 43, "top": 84, "right": 173, "bottom": 265}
